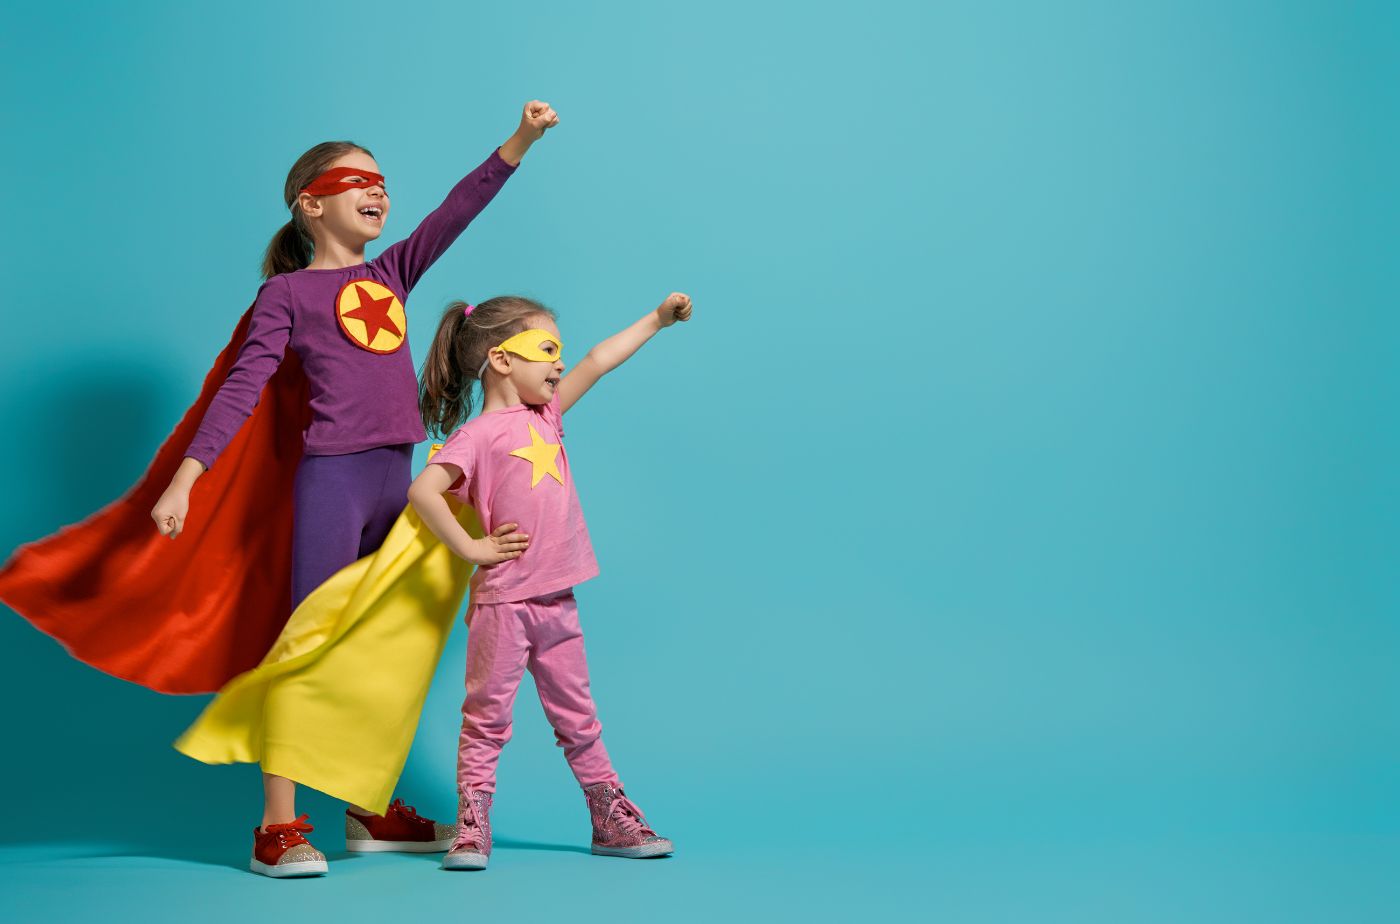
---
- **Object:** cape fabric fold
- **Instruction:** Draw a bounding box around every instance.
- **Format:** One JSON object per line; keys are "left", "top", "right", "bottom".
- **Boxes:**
{"left": 0, "top": 307, "right": 311, "bottom": 694}
{"left": 175, "top": 502, "right": 480, "bottom": 814}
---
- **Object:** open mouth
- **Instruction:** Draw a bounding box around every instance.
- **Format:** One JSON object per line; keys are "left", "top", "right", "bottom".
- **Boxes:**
{"left": 545, "top": 377, "right": 559, "bottom": 388}
{"left": 358, "top": 206, "right": 383, "bottom": 222}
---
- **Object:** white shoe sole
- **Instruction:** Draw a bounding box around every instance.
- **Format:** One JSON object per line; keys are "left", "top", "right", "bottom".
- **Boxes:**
{"left": 591, "top": 840, "right": 674, "bottom": 859}
{"left": 441, "top": 851, "right": 489, "bottom": 870}
{"left": 250, "top": 857, "right": 328, "bottom": 878}
{"left": 345, "top": 837, "right": 455, "bottom": 853}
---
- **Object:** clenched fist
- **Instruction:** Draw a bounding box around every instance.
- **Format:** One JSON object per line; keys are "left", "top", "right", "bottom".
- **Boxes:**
{"left": 657, "top": 292, "right": 693, "bottom": 328}
{"left": 519, "top": 100, "right": 560, "bottom": 140}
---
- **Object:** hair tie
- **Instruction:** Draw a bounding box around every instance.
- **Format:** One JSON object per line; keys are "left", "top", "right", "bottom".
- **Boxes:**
{"left": 462, "top": 303, "right": 476, "bottom": 318}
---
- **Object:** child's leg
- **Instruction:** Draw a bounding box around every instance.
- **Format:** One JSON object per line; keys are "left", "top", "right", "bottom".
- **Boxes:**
{"left": 523, "top": 591, "right": 618, "bottom": 788}
{"left": 262, "top": 772, "right": 297, "bottom": 830}
{"left": 264, "top": 447, "right": 404, "bottom": 826}
{"left": 345, "top": 445, "right": 441, "bottom": 825}
{"left": 356, "top": 443, "right": 413, "bottom": 559}
{"left": 291, "top": 453, "right": 372, "bottom": 608}
{"left": 255, "top": 454, "right": 368, "bottom": 830}
{"left": 524, "top": 592, "right": 671, "bottom": 857}
{"left": 458, "top": 600, "right": 533, "bottom": 795}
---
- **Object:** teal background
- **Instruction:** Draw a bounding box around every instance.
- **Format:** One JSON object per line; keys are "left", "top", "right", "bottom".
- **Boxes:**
{"left": 2, "top": 1, "right": 1396, "bottom": 921}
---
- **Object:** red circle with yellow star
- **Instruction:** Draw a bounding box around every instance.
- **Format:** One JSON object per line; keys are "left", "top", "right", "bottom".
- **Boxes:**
{"left": 335, "top": 279, "right": 407, "bottom": 354}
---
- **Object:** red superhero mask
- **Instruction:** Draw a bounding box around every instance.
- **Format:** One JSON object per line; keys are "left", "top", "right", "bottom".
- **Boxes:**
{"left": 299, "top": 167, "right": 387, "bottom": 198}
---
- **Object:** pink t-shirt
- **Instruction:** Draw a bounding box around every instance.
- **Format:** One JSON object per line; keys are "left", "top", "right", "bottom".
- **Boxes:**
{"left": 430, "top": 394, "right": 599, "bottom": 604}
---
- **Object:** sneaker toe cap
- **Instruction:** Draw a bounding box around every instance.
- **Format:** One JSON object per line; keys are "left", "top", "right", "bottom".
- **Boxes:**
{"left": 279, "top": 844, "right": 326, "bottom": 865}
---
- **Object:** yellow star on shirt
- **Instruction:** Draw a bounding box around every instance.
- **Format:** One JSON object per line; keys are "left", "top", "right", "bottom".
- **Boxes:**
{"left": 510, "top": 423, "right": 564, "bottom": 488}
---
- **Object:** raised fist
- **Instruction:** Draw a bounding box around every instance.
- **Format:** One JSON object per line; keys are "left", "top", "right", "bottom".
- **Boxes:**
{"left": 657, "top": 292, "right": 693, "bottom": 327}
{"left": 519, "top": 100, "right": 560, "bottom": 140}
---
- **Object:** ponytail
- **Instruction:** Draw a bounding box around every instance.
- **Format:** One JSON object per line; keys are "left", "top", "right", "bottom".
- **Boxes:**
{"left": 261, "top": 219, "right": 313, "bottom": 280}
{"left": 420, "top": 302, "right": 474, "bottom": 438}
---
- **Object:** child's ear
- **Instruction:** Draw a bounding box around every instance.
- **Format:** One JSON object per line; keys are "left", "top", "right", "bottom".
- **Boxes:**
{"left": 488, "top": 349, "right": 512, "bottom": 375}
{"left": 298, "top": 192, "right": 322, "bottom": 218}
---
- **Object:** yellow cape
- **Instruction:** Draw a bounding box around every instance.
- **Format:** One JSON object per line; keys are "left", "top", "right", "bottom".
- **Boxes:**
{"left": 174, "top": 500, "right": 481, "bottom": 814}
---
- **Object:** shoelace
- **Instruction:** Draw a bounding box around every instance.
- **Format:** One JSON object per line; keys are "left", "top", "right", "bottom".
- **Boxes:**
{"left": 388, "top": 798, "right": 426, "bottom": 824}
{"left": 604, "top": 791, "right": 655, "bottom": 839}
{"left": 264, "top": 814, "right": 314, "bottom": 845}
{"left": 453, "top": 795, "right": 488, "bottom": 852}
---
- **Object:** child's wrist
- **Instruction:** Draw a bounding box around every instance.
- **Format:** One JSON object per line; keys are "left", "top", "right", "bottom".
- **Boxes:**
{"left": 459, "top": 537, "right": 489, "bottom": 564}
{"left": 499, "top": 132, "right": 533, "bottom": 166}
{"left": 173, "top": 457, "right": 204, "bottom": 489}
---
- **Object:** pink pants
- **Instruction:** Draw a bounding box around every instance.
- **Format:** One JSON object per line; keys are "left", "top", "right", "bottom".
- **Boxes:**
{"left": 457, "top": 589, "right": 618, "bottom": 794}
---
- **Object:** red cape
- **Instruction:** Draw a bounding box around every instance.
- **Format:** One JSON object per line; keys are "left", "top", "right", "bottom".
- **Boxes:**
{"left": 0, "top": 308, "right": 310, "bottom": 694}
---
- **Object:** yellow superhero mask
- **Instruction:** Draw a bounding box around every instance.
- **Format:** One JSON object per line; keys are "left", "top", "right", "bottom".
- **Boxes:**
{"left": 478, "top": 329, "right": 563, "bottom": 376}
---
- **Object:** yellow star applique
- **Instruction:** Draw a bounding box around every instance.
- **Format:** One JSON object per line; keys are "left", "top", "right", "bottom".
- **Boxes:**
{"left": 509, "top": 423, "right": 564, "bottom": 488}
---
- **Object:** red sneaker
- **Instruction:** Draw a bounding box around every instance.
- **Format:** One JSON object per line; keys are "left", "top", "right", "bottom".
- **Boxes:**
{"left": 251, "top": 814, "right": 328, "bottom": 878}
{"left": 345, "top": 799, "right": 456, "bottom": 853}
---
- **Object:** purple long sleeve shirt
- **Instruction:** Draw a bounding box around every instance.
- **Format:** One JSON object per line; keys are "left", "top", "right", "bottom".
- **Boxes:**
{"left": 185, "top": 149, "right": 518, "bottom": 469}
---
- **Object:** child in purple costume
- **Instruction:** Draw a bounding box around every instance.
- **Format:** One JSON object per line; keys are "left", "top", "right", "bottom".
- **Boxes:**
{"left": 150, "top": 102, "right": 560, "bottom": 877}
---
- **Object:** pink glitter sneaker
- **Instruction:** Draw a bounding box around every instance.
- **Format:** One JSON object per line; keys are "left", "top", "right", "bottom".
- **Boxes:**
{"left": 583, "top": 782, "right": 673, "bottom": 858}
{"left": 441, "top": 789, "right": 492, "bottom": 871}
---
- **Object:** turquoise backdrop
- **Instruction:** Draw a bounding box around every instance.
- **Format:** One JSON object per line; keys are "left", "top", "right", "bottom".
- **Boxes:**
{"left": 1, "top": 1, "right": 1395, "bottom": 921}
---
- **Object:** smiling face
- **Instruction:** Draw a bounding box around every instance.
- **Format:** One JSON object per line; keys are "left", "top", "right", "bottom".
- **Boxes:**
{"left": 298, "top": 150, "right": 390, "bottom": 248}
{"left": 493, "top": 316, "right": 565, "bottom": 405}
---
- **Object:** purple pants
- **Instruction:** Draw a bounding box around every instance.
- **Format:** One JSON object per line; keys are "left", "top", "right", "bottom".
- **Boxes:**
{"left": 291, "top": 443, "right": 412, "bottom": 608}
{"left": 457, "top": 589, "right": 618, "bottom": 794}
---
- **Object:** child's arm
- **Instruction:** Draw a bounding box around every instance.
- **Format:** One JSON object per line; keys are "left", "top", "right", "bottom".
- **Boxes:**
{"left": 556, "top": 292, "right": 692, "bottom": 414}
{"left": 151, "top": 277, "right": 295, "bottom": 539}
{"left": 408, "top": 463, "right": 531, "bottom": 565}
{"left": 377, "top": 101, "right": 559, "bottom": 294}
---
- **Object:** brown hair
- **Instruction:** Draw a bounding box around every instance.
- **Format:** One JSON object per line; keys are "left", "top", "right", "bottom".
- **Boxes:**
{"left": 419, "top": 296, "right": 557, "bottom": 438}
{"left": 261, "top": 141, "right": 373, "bottom": 279}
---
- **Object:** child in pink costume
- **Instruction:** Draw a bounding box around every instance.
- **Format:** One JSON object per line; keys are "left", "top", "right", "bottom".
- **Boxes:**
{"left": 410, "top": 292, "right": 693, "bottom": 869}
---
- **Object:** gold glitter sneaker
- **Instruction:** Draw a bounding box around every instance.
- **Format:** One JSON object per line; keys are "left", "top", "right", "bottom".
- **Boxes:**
{"left": 251, "top": 815, "right": 328, "bottom": 878}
